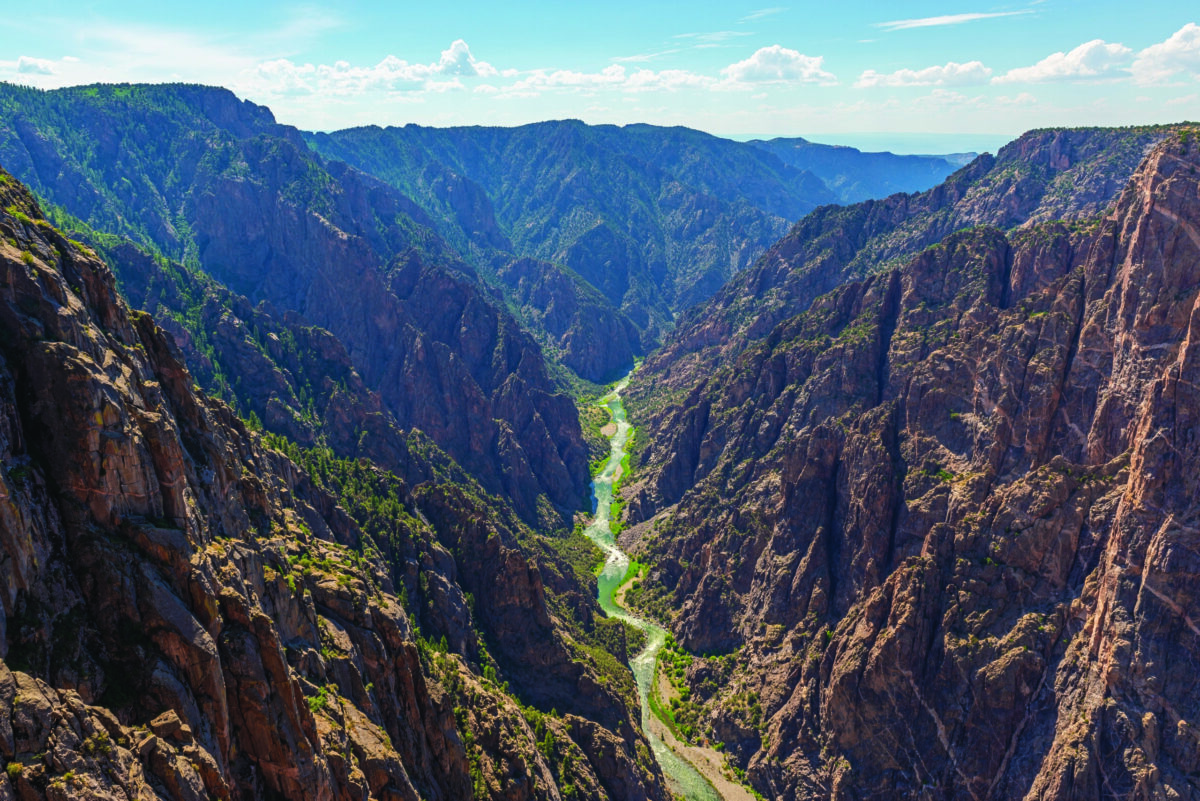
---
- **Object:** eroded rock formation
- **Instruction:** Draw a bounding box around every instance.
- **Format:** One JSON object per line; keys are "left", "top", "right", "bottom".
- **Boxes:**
{"left": 623, "top": 131, "right": 1200, "bottom": 799}
{"left": 0, "top": 170, "right": 666, "bottom": 800}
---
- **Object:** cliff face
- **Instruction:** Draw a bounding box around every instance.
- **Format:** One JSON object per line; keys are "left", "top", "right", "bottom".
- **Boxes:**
{"left": 0, "top": 83, "right": 589, "bottom": 526}
{"left": 306, "top": 120, "right": 836, "bottom": 346}
{"left": 635, "top": 125, "right": 1185, "bottom": 427}
{"left": 0, "top": 172, "right": 666, "bottom": 800}
{"left": 622, "top": 132, "right": 1200, "bottom": 798}
{"left": 495, "top": 256, "right": 642, "bottom": 383}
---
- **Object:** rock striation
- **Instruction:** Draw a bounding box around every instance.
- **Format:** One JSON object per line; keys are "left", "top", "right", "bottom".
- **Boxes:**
{"left": 0, "top": 170, "right": 666, "bottom": 800}
{"left": 306, "top": 119, "right": 838, "bottom": 347}
{"left": 622, "top": 130, "right": 1200, "bottom": 798}
{"left": 636, "top": 125, "right": 1184, "bottom": 424}
{"left": 0, "top": 82, "right": 589, "bottom": 526}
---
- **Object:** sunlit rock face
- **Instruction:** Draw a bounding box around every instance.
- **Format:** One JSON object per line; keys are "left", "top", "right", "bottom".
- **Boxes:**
{"left": 622, "top": 130, "right": 1200, "bottom": 800}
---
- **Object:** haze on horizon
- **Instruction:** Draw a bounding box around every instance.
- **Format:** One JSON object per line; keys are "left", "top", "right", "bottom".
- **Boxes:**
{"left": 0, "top": 0, "right": 1196, "bottom": 153}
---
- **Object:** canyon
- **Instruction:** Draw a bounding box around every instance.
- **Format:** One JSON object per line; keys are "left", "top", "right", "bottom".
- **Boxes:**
{"left": 0, "top": 79, "right": 1196, "bottom": 801}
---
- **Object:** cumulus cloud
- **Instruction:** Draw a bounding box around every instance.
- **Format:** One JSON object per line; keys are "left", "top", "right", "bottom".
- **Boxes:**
{"left": 1131, "top": 22, "right": 1200, "bottom": 85}
{"left": 508, "top": 64, "right": 628, "bottom": 92}
{"left": 720, "top": 45, "right": 835, "bottom": 84}
{"left": 626, "top": 68, "right": 714, "bottom": 92}
{"left": 500, "top": 64, "right": 715, "bottom": 97}
{"left": 856, "top": 60, "right": 991, "bottom": 88}
{"left": 500, "top": 44, "right": 839, "bottom": 96}
{"left": 436, "top": 39, "right": 497, "bottom": 77}
{"left": 993, "top": 39, "right": 1131, "bottom": 83}
{"left": 240, "top": 38, "right": 838, "bottom": 106}
{"left": 16, "top": 56, "right": 56, "bottom": 75}
{"left": 245, "top": 39, "right": 495, "bottom": 96}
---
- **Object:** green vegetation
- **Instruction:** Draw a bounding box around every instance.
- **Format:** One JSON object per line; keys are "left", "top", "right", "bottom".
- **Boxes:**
{"left": 80, "top": 731, "right": 114, "bottom": 757}
{"left": 306, "top": 121, "right": 835, "bottom": 343}
{"left": 651, "top": 634, "right": 707, "bottom": 743}
{"left": 579, "top": 399, "right": 614, "bottom": 473}
{"left": 622, "top": 563, "right": 674, "bottom": 623}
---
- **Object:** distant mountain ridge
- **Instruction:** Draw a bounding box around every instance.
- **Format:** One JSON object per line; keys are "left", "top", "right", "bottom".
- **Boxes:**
{"left": 306, "top": 120, "right": 833, "bottom": 347}
{"left": 306, "top": 120, "right": 967, "bottom": 348}
{"left": 748, "top": 136, "right": 973, "bottom": 203}
{"left": 0, "top": 81, "right": 971, "bottom": 387}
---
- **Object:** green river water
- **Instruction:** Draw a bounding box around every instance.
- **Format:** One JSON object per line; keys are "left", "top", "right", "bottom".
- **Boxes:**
{"left": 584, "top": 375, "right": 722, "bottom": 801}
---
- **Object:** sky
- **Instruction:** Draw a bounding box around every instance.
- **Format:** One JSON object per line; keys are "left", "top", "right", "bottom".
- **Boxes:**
{"left": 0, "top": 1, "right": 1197, "bottom": 153}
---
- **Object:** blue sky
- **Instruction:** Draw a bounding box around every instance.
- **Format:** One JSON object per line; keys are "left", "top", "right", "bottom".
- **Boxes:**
{"left": 1, "top": 1, "right": 1197, "bottom": 151}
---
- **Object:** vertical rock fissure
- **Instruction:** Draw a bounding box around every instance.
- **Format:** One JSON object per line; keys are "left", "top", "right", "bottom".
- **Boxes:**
{"left": 1035, "top": 270, "right": 1090, "bottom": 470}
{"left": 823, "top": 456, "right": 843, "bottom": 610}
{"left": 875, "top": 270, "right": 902, "bottom": 407}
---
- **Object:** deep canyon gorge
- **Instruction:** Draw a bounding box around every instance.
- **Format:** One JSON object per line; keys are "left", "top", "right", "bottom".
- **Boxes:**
{"left": 0, "top": 79, "right": 1196, "bottom": 801}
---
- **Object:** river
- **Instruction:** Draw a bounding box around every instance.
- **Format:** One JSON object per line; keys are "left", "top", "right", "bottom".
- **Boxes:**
{"left": 584, "top": 374, "right": 722, "bottom": 801}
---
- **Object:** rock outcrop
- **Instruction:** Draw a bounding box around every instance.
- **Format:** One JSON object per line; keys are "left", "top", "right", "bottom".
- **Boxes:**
{"left": 634, "top": 125, "right": 1185, "bottom": 434}
{"left": 0, "top": 170, "right": 667, "bottom": 800}
{"left": 622, "top": 130, "right": 1200, "bottom": 798}
{"left": 0, "top": 82, "right": 589, "bottom": 527}
{"left": 306, "top": 119, "right": 837, "bottom": 345}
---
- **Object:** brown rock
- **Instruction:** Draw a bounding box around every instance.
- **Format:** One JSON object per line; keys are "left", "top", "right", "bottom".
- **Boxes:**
{"left": 623, "top": 131, "right": 1200, "bottom": 799}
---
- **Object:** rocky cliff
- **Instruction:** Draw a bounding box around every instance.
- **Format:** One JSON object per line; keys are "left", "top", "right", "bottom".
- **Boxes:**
{"left": 635, "top": 125, "right": 1184, "bottom": 429}
{"left": 621, "top": 130, "right": 1200, "bottom": 798}
{"left": 0, "top": 82, "right": 589, "bottom": 527}
{"left": 306, "top": 120, "right": 836, "bottom": 346}
{"left": 0, "top": 170, "right": 666, "bottom": 800}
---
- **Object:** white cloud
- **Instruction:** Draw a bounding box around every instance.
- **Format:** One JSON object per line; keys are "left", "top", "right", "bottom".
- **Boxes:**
{"left": 994, "top": 39, "right": 1132, "bottom": 83}
{"left": 626, "top": 68, "right": 714, "bottom": 92}
{"left": 500, "top": 64, "right": 716, "bottom": 97}
{"left": 673, "top": 31, "right": 753, "bottom": 44}
{"left": 16, "top": 56, "right": 56, "bottom": 75}
{"left": 740, "top": 7, "right": 786, "bottom": 22}
{"left": 612, "top": 49, "right": 681, "bottom": 64}
{"left": 1167, "top": 92, "right": 1199, "bottom": 106}
{"left": 996, "top": 92, "right": 1037, "bottom": 106}
{"left": 244, "top": 40, "right": 495, "bottom": 96}
{"left": 489, "top": 46, "right": 839, "bottom": 99}
{"left": 1131, "top": 23, "right": 1200, "bottom": 85}
{"left": 509, "top": 64, "right": 629, "bottom": 93}
{"left": 720, "top": 45, "right": 835, "bottom": 84}
{"left": 875, "top": 12, "right": 1031, "bottom": 32}
{"left": 913, "top": 88, "right": 971, "bottom": 109}
{"left": 856, "top": 60, "right": 991, "bottom": 88}
{"left": 436, "top": 39, "right": 497, "bottom": 77}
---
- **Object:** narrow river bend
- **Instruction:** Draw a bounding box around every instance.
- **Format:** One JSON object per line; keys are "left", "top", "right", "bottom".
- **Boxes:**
{"left": 584, "top": 374, "right": 722, "bottom": 801}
